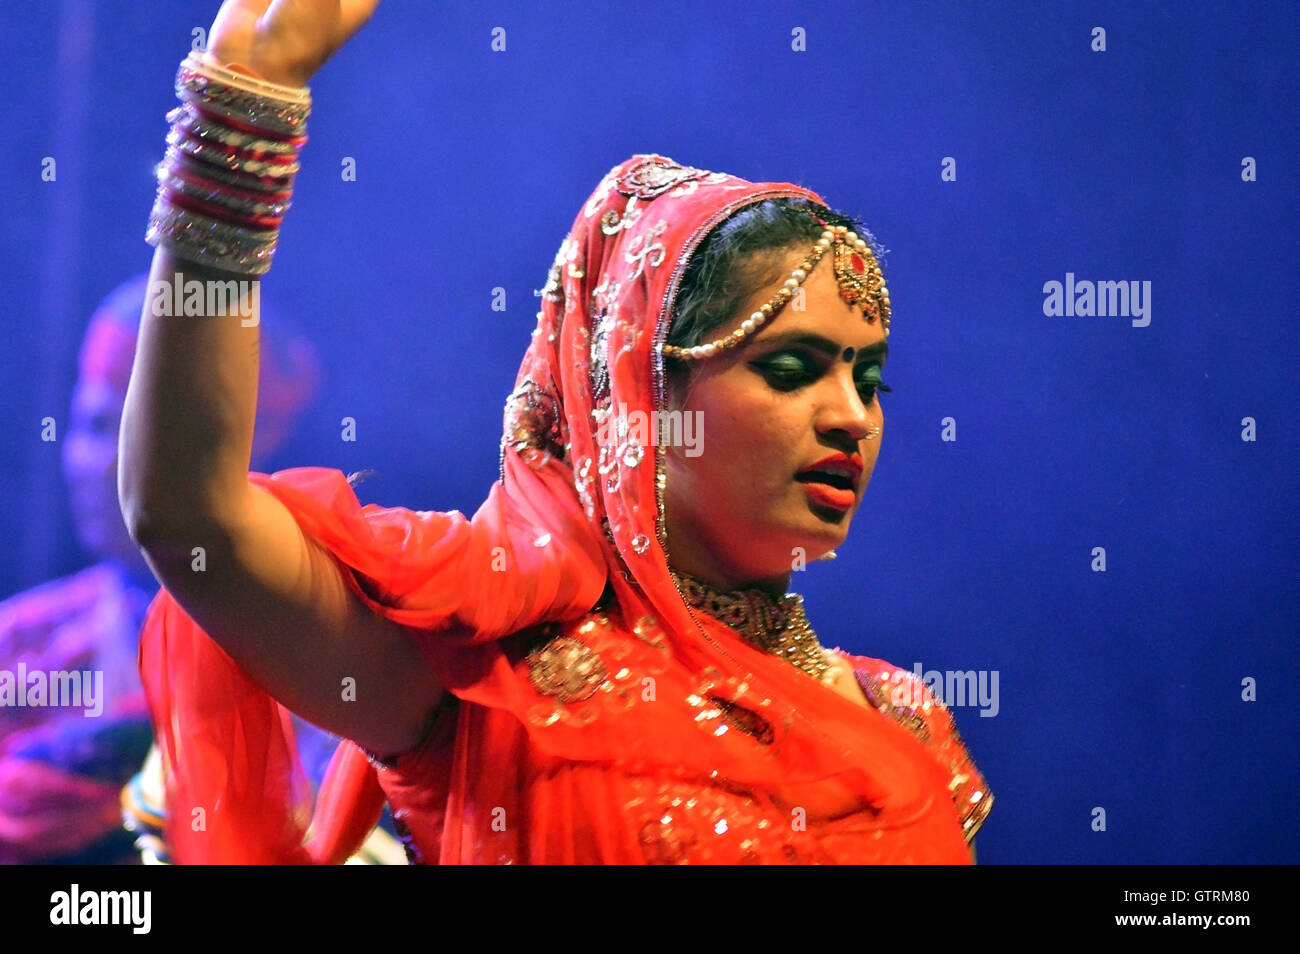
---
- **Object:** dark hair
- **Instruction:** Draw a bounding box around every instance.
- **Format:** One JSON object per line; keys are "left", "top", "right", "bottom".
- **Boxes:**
{"left": 664, "top": 197, "right": 888, "bottom": 393}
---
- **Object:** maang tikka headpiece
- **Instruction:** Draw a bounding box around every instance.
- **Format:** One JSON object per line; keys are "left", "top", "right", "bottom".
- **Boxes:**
{"left": 661, "top": 211, "right": 891, "bottom": 361}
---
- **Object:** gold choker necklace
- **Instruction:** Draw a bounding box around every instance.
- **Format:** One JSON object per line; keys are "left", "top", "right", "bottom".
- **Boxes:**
{"left": 669, "top": 569, "right": 831, "bottom": 681}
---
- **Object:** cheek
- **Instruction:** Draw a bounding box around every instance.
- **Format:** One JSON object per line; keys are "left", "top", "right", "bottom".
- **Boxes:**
{"left": 665, "top": 442, "right": 725, "bottom": 509}
{"left": 664, "top": 399, "right": 751, "bottom": 528}
{"left": 725, "top": 398, "right": 807, "bottom": 482}
{"left": 696, "top": 379, "right": 800, "bottom": 453}
{"left": 682, "top": 394, "right": 806, "bottom": 523}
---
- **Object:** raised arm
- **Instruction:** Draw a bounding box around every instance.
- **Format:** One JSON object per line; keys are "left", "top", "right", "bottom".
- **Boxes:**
{"left": 118, "top": 0, "right": 443, "bottom": 759}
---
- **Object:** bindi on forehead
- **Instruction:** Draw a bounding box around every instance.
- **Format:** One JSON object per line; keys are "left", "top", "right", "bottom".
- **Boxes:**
{"left": 842, "top": 346, "right": 855, "bottom": 362}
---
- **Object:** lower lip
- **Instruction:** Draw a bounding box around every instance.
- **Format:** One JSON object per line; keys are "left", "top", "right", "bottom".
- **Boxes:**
{"left": 798, "top": 480, "right": 856, "bottom": 511}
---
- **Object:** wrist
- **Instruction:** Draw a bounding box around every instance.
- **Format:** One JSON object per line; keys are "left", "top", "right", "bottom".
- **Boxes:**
{"left": 144, "top": 51, "right": 311, "bottom": 276}
{"left": 199, "top": 51, "right": 308, "bottom": 94}
{"left": 234, "top": 61, "right": 306, "bottom": 89}
{"left": 224, "top": 61, "right": 266, "bottom": 80}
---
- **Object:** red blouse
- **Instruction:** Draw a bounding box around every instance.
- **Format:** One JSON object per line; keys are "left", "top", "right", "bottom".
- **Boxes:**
{"left": 370, "top": 603, "right": 993, "bottom": 865}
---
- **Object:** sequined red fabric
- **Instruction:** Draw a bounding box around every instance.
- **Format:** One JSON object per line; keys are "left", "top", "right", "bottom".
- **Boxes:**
{"left": 373, "top": 603, "right": 992, "bottom": 864}
{"left": 138, "top": 154, "right": 992, "bottom": 864}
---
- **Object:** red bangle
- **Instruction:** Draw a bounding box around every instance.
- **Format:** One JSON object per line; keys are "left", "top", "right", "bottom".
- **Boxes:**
{"left": 171, "top": 143, "right": 299, "bottom": 190}
{"left": 188, "top": 101, "right": 309, "bottom": 147}
{"left": 161, "top": 186, "right": 283, "bottom": 231}
{"left": 177, "top": 123, "right": 299, "bottom": 166}
{"left": 167, "top": 161, "right": 293, "bottom": 204}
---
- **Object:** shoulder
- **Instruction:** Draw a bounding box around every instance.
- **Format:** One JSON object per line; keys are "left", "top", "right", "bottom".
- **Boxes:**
{"left": 832, "top": 650, "right": 994, "bottom": 846}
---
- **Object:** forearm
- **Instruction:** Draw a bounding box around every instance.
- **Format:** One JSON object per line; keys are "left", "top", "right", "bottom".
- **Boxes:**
{"left": 122, "top": 0, "right": 378, "bottom": 532}
{"left": 118, "top": 247, "right": 261, "bottom": 536}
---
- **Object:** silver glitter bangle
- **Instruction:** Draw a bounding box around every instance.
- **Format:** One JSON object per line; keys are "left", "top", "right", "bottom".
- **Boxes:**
{"left": 146, "top": 197, "right": 279, "bottom": 275}
{"left": 165, "top": 126, "right": 302, "bottom": 179}
{"left": 157, "top": 168, "right": 292, "bottom": 219}
{"left": 146, "top": 52, "right": 311, "bottom": 276}
{"left": 163, "top": 145, "right": 292, "bottom": 195}
{"left": 176, "top": 56, "right": 310, "bottom": 138}
{"left": 165, "top": 104, "right": 302, "bottom": 157}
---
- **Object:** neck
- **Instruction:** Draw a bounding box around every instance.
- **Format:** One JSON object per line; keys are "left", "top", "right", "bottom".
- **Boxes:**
{"left": 667, "top": 559, "right": 829, "bottom": 680}
{"left": 667, "top": 561, "right": 792, "bottom": 599}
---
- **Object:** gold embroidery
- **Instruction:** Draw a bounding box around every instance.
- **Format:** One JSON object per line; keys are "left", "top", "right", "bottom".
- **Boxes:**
{"left": 525, "top": 634, "right": 608, "bottom": 704}
{"left": 631, "top": 614, "right": 667, "bottom": 651}
{"left": 614, "top": 155, "right": 714, "bottom": 199}
{"left": 707, "top": 695, "right": 775, "bottom": 745}
{"left": 501, "top": 378, "right": 565, "bottom": 470}
{"left": 588, "top": 274, "right": 622, "bottom": 406}
{"left": 601, "top": 196, "right": 643, "bottom": 235}
{"left": 854, "top": 670, "right": 931, "bottom": 743}
{"left": 961, "top": 789, "right": 994, "bottom": 845}
{"left": 851, "top": 663, "right": 994, "bottom": 846}
{"left": 638, "top": 810, "right": 698, "bottom": 864}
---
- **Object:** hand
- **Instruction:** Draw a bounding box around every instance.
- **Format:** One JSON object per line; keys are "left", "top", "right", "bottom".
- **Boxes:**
{"left": 206, "top": 0, "right": 381, "bottom": 87}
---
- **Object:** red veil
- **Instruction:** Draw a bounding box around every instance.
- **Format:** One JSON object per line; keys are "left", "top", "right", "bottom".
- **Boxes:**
{"left": 139, "top": 154, "right": 978, "bottom": 863}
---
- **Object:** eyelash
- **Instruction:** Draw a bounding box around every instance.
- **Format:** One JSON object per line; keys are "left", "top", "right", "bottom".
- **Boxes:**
{"left": 755, "top": 354, "right": 892, "bottom": 399}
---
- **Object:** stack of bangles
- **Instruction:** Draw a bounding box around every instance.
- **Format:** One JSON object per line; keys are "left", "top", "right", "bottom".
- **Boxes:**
{"left": 145, "top": 51, "right": 311, "bottom": 275}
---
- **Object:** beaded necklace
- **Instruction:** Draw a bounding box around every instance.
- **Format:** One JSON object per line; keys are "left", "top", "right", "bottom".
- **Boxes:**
{"left": 668, "top": 568, "right": 831, "bottom": 681}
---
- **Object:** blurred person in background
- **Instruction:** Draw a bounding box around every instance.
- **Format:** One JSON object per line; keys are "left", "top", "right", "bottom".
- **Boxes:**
{"left": 0, "top": 272, "right": 324, "bottom": 863}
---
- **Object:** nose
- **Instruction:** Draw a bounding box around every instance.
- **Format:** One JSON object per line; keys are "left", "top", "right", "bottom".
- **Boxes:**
{"left": 815, "top": 368, "right": 875, "bottom": 445}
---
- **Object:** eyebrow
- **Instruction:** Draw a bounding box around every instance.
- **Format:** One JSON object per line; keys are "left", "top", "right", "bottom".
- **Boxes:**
{"left": 750, "top": 331, "right": 889, "bottom": 361}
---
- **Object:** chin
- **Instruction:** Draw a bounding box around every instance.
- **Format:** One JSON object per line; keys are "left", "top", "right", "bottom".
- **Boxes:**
{"left": 800, "top": 540, "right": 842, "bottom": 564}
{"left": 798, "top": 522, "right": 851, "bottom": 558}
{"left": 751, "top": 527, "right": 842, "bottom": 574}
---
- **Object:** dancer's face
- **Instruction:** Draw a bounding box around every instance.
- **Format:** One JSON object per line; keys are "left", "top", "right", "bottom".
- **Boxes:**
{"left": 664, "top": 247, "right": 888, "bottom": 590}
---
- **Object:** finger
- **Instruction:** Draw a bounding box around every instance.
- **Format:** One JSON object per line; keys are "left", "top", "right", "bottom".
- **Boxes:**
{"left": 208, "top": 0, "right": 274, "bottom": 64}
{"left": 339, "top": 0, "right": 381, "bottom": 37}
{"left": 211, "top": 0, "right": 275, "bottom": 33}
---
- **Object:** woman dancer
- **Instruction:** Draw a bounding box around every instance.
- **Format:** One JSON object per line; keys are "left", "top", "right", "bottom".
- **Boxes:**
{"left": 121, "top": 0, "right": 991, "bottom": 863}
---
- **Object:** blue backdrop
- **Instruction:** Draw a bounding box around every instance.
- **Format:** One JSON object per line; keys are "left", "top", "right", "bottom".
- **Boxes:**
{"left": 1, "top": 0, "right": 1296, "bottom": 864}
